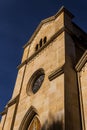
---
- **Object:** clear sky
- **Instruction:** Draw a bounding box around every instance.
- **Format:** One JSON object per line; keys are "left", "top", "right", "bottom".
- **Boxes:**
{"left": 0, "top": 0, "right": 87, "bottom": 118}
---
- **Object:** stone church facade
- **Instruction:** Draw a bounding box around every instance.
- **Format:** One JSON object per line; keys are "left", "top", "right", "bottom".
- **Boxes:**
{"left": 0, "top": 6, "right": 87, "bottom": 130}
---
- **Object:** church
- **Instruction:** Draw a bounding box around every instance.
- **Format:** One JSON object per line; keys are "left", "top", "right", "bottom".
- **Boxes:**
{"left": 0, "top": 6, "right": 87, "bottom": 130}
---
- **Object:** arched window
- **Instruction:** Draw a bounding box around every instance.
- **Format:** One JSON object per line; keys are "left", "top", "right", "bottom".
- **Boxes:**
{"left": 44, "top": 36, "right": 47, "bottom": 44}
{"left": 35, "top": 37, "right": 47, "bottom": 52}
{"left": 27, "top": 115, "right": 41, "bottom": 130}
{"left": 26, "top": 68, "right": 45, "bottom": 95}
{"left": 19, "top": 106, "right": 41, "bottom": 130}
{"left": 35, "top": 44, "right": 38, "bottom": 51}
{"left": 40, "top": 39, "right": 42, "bottom": 47}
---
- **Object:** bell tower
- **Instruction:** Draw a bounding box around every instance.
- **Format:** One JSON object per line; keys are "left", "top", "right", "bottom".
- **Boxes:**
{"left": 0, "top": 6, "right": 87, "bottom": 130}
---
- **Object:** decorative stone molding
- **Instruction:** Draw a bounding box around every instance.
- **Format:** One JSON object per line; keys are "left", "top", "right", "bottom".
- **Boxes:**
{"left": 79, "top": 62, "right": 87, "bottom": 77}
{"left": 7, "top": 94, "right": 19, "bottom": 107}
{"left": 48, "top": 65, "right": 64, "bottom": 81}
{"left": 75, "top": 50, "right": 87, "bottom": 72}
{"left": 0, "top": 108, "right": 7, "bottom": 116}
{"left": 0, "top": 94, "right": 19, "bottom": 116}
{"left": 75, "top": 50, "right": 87, "bottom": 130}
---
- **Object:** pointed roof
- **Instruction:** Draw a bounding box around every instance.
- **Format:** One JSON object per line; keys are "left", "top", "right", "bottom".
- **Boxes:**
{"left": 23, "top": 6, "right": 74, "bottom": 48}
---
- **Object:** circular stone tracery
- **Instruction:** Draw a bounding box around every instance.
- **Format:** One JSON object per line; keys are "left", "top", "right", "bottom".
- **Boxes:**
{"left": 32, "top": 74, "right": 44, "bottom": 94}
{"left": 26, "top": 69, "right": 45, "bottom": 95}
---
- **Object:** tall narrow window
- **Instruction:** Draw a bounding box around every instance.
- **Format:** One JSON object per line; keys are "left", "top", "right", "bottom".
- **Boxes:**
{"left": 44, "top": 36, "right": 47, "bottom": 44}
{"left": 40, "top": 39, "right": 42, "bottom": 47}
{"left": 35, "top": 44, "right": 38, "bottom": 51}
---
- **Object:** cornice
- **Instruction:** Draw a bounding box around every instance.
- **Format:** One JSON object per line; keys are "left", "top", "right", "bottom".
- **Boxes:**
{"left": 0, "top": 108, "right": 7, "bottom": 116}
{"left": 48, "top": 65, "right": 64, "bottom": 81}
{"left": 23, "top": 6, "right": 74, "bottom": 49}
{"left": 0, "top": 95, "right": 19, "bottom": 116}
{"left": 75, "top": 50, "right": 87, "bottom": 72}
{"left": 7, "top": 94, "right": 19, "bottom": 107}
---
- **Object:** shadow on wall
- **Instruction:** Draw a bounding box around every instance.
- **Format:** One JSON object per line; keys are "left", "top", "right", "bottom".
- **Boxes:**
{"left": 42, "top": 119, "right": 63, "bottom": 130}
{"left": 41, "top": 111, "right": 63, "bottom": 130}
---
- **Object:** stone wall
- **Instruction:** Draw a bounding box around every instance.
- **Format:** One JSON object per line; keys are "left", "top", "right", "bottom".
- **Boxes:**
{"left": 13, "top": 31, "right": 65, "bottom": 130}
{"left": 80, "top": 62, "right": 87, "bottom": 130}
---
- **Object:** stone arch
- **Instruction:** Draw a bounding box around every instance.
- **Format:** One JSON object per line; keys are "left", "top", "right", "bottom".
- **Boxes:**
{"left": 27, "top": 115, "right": 41, "bottom": 130}
{"left": 19, "top": 106, "right": 40, "bottom": 130}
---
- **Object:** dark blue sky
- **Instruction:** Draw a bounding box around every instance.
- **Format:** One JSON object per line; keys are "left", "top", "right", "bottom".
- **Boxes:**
{"left": 0, "top": 0, "right": 87, "bottom": 118}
